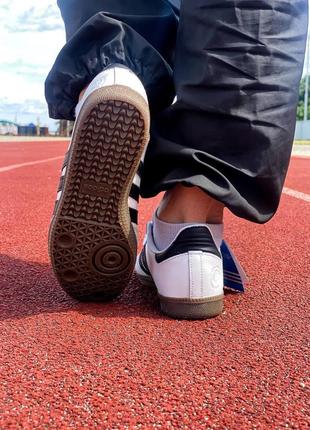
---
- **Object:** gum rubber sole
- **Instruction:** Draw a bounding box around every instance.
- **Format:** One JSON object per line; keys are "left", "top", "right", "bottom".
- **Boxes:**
{"left": 160, "top": 296, "right": 224, "bottom": 320}
{"left": 137, "top": 272, "right": 224, "bottom": 319}
{"left": 48, "top": 85, "right": 149, "bottom": 301}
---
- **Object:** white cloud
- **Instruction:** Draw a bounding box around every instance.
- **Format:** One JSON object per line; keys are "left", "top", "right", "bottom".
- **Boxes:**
{"left": 0, "top": 1, "right": 65, "bottom": 129}
{"left": 6, "top": 5, "right": 63, "bottom": 33}
{"left": 0, "top": 0, "right": 309, "bottom": 131}
{"left": 0, "top": 97, "right": 47, "bottom": 115}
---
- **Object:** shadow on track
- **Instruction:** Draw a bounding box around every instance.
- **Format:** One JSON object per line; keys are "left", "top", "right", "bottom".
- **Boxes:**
{"left": 0, "top": 254, "right": 162, "bottom": 322}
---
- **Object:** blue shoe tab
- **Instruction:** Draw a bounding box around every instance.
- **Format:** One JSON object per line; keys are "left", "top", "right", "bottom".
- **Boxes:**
{"left": 220, "top": 241, "right": 247, "bottom": 293}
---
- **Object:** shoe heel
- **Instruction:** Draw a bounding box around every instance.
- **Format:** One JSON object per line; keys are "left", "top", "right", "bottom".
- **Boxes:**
{"left": 49, "top": 86, "right": 149, "bottom": 301}
{"left": 159, "top": 296, "right": 224, "bottom": 320}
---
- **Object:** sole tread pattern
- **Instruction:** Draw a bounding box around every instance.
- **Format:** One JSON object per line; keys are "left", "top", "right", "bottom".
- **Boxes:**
{"left": 49, "top": 92, "right": 148, "bottom": 300}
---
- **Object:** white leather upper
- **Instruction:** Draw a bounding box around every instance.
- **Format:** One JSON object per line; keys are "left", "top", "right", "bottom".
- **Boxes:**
{"left": 188, "top": 251, "right": 223, "bottom": 298}
{"left": 139, "top": 222, "right": 224, "bottom": 300}
{"left": 75, "top": 64, "right": 148, "bottom": 118}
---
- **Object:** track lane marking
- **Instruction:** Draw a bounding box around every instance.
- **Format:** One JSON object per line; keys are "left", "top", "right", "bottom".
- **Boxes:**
{"left": 0, "top": 156, "right": 64, "bottom": 173}
{"left": 1, "top": 157, "right": 309, "bottom": 203}
{"left": 283, "top": 187, "right": 310, "bottom": 203}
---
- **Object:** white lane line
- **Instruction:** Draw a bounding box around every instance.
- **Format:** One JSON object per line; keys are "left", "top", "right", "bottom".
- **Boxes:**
{"left": 1, "top": 156, "right": 309, "bottom": 205}
{"left": 0, "top": 156, "right": 63, "bottom": 173}
{"left": 283, "top": 187, "right": 310, "bottom": 203}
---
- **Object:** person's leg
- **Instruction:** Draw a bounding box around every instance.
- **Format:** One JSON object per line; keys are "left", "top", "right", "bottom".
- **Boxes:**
{"left": 46, "top": 0, "right": 179, "bottom": 301}
{"left": 46, "top": 0, "right": 179, "bottom": 120}
{"left": 142, "top": 0, "right": 308, "bottom": 224}
{"left": 157, "top": 184, "right": 224, "bottom": 224}
{"left": 136, "top": 0, "right": 308, "bottom": 319}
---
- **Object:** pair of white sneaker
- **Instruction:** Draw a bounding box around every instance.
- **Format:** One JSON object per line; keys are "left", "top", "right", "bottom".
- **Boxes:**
{"left": 49, "top": 65, "right": 246, "bottom": 319}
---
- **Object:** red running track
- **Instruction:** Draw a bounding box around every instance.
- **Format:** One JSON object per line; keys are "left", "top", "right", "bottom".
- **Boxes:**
{"left": 0, "top": 140, "right": 309, "bottom": 429}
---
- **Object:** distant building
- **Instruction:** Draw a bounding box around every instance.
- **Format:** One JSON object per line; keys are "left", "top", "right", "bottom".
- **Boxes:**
{"left": 17, "top": 123, "right": 49, "bottom": 136}
{"left": 18, "top": 123, "right": 37, "bottom": 136}
{"left": 40, "top": 126, "right": 49, "bottom": 136}
{"left": 0, "top": 120, "right": 49, "bottom": 137}
{"left": 0, "top": 120, "right": 18, "bottom": 135}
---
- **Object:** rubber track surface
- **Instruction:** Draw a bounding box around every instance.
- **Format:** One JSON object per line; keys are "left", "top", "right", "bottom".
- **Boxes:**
{"left": 0, "top": 141, "right": 309, "bottom": 429}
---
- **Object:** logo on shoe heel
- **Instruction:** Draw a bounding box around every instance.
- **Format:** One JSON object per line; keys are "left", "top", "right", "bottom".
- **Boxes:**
{"left": 80, "top": 180, "right": 111, "bottom": 198}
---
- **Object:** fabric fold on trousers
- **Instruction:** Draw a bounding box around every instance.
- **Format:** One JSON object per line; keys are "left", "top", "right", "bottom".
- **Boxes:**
{"left": 46, "top": 1, "right": 179, "bottom": 119}
{"left": 45, "top": 0, "right": 308, "bottom": 223}
{"left": 140, "top": 0, "right": 308, "bottom": 223}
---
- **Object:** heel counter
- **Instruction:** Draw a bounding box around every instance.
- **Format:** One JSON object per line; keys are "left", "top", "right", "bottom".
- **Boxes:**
{"left": 188, "top": 252, "right": 224, "bottom": 299}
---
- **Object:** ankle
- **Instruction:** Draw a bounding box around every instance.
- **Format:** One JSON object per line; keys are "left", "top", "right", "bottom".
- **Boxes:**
{"left": 157, "top": 185, "right": 224, "bottom": 224}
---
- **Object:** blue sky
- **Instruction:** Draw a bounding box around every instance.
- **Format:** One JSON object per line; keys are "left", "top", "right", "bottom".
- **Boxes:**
{"left": 0, "top": 1, "right": 309, "bottom": 132}
{"left": 0, "top": 0, "right": 64, "bottom": 131}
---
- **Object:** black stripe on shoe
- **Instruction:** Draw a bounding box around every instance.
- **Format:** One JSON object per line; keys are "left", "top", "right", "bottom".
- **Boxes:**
{"left": 137, "top": 161, "right": 144, "bottom": 177}
{"left": 57, "top": 175, "right": 65, "bottom": 193}
{"left": 155, "top": 226, "right": 221, "bottom": 263}
{"left": 129, "top": 183, "right": 140, "bottom": 201}
{"left": 139, "top": 246, "right": 151, "bottom": 276}
{"left": 129, "top": 207, "right": 138, "bottom": 225}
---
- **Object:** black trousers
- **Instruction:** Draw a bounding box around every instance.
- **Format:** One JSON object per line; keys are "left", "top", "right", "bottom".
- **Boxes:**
{"left": 45, "top": 0, "right": 308, "bottom": 223}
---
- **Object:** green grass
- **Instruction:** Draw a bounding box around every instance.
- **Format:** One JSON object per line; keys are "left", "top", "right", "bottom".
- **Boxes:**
{"left": 294, "top": 140, "right": 310, "bottom": 145}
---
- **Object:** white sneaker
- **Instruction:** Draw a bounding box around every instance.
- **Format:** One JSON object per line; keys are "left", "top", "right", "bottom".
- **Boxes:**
{"left": 49, "top": 65, "right": 150, "bottom": 300}
{"left": 135, "top": 222, "right": 225, "bottom": 319}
